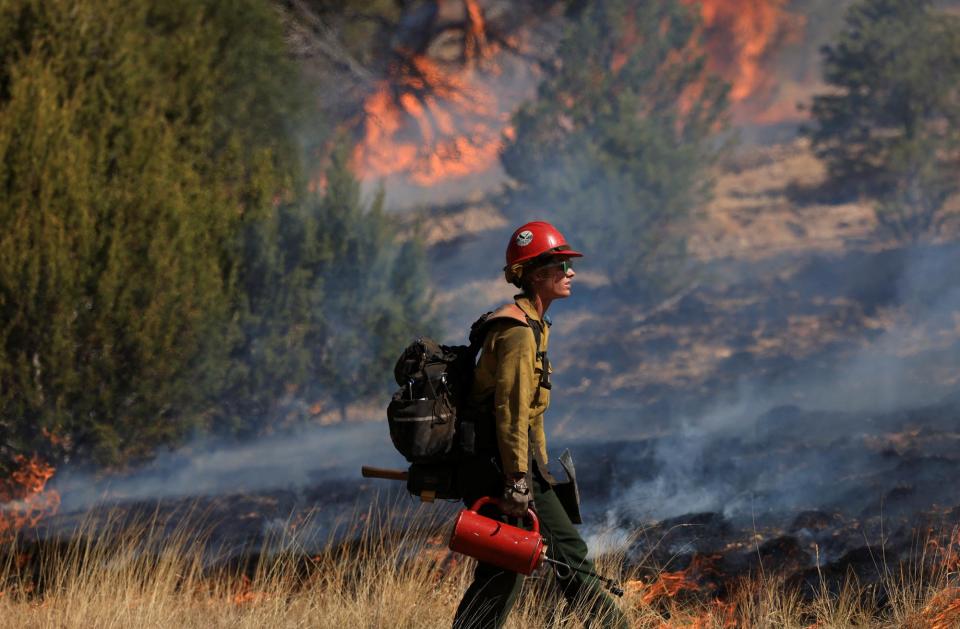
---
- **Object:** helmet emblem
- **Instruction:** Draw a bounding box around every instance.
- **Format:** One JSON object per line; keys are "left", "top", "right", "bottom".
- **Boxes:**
{"left": 515, "top": 230, "right": 534, "bottom": 247}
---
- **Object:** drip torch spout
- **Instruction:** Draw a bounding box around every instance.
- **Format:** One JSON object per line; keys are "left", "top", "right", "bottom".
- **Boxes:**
{"left": 543, "top": 557, "right": 624, "bottom": 597}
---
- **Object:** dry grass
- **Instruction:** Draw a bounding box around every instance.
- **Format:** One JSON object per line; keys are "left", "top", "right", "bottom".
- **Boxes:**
{"left": 0, "top": 505, "right": 958, "bottom": 628}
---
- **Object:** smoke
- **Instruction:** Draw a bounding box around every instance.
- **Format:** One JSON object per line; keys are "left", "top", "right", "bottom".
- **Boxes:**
{"left": 52, "top": 421, "right": 405, "bottom": 514}
{"left": 576, "top": 244, "right": 960, "bottom": 526}
{"left": 40, "top": 241, "right": 960, "bottom": 558}
{"left": 796, "top": 247, "right": 960, "bottom": 412}
{"left": 416, "top": 146, "right": 960, "bottom": 572}
{"left": 710, "top": 245, "right": 960, "bottom": 417}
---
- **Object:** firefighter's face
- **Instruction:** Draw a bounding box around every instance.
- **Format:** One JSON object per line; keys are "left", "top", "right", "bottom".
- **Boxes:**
{"left": 534, "top": 257, "right": 575, "bottom": 299}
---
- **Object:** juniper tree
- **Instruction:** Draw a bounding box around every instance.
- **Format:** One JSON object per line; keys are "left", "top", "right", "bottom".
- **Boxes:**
{"left": 0, "top": 0, "right": 301, "bottom": 464}
{"left": 806, "top": 0, "right": 960, "bottom": 242}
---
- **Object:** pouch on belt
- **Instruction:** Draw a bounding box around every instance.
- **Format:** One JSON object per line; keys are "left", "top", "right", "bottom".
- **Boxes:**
{"left": 552, "top": 448, "right": 582, "bottom": 524}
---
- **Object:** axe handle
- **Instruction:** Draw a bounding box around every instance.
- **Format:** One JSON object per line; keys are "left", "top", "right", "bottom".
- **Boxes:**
{"left": 361, "top": 465, "right": 408, "bottom": 481}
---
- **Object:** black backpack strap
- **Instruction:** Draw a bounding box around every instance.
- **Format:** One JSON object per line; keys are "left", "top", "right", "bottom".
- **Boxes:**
{"left": 524, "top": 316, "right": 551, "bottom": 391}
{"left": 466, "top": 311, "right": 494, "bottom": 360}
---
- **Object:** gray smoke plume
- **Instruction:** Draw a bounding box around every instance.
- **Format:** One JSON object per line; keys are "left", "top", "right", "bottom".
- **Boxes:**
{"left": 52, "top": 420, "right": 404, "bottom": 514}
{"left": 575, "top": 245, "right": 960, "bottom": 529}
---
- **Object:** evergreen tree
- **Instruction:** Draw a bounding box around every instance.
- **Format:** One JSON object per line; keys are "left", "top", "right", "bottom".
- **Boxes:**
{"left": 806, "top": 0, "right": 960, "bottom": 242}
{"left": 501, "top": 0, "right": 728, "bottom": 301}
{"left": 307, "top": 146, "right": 436, "bottom": 420}
{"left": 0, "top": 0, "right": 437, "bottom": 467}
{"left": 0, "top": 0, "right": 302, "bottom": 465}
{"left": 217, "top": 140, "right": 437, "bottom": 430}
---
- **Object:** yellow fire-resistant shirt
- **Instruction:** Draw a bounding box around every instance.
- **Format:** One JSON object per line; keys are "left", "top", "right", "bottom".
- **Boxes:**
{"left": 469, "top": 295, "right": 551, "bottom": 477}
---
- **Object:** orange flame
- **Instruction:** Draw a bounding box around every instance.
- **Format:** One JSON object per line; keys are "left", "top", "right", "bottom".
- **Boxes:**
{"left": 691, "top": 0, "right": 788, "bottom": 102}
{"left": 352, "top": 54, "right": 509, "bottom": 187}
{"left": 946, "top": 533, "right": 960, "bottom": 573}
{"left": 352, "top": 1, "right": 525, "bottom": 187}
{"left": 232, "top": 574, "right": 272, "bottom": 605}
{"left": 684, "top": 0, "right": 805, "bottom": 123}
{"left": 464, "top": 0, "right": 490, "bottom": 63}
{"left": 925, "top": 528, "right": 960, "bottom": 575}
{"left": 629, "top": 555, "right": 736, "bottom": 628}
{"left": 0, "top": 454, "right": 61, "bottom": 541}
{"left": 609, "top": 11, "right": 640, "bottom": 75}
{"left": 421, "top": 532, "right": 460, "bottom": 582}
{"left": 636, "top": 569, "right": 703, "bottom": 605}
{"left": 924, "top": 587, "right": 960, "bottom": 629}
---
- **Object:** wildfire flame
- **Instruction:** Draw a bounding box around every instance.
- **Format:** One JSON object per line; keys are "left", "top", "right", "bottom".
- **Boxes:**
{"left": 423, "top": 533, "right": 461, "bottom": 582}
{"left": 231, "top": 574, "right": 272, "bottom": 605}
{"left": 353, "top": 56, "right": 508, "bottom": 186}
{"left": 927, "top": 528, "right": 960, "bottom": 573}
{"left": 628, "top": 555, "right": 737, "bottom": 628}
{"left": 921, "top": 528, "right": 960, "bottom": 628}
{"left": 463, "top": 0, "right": 489, "bottom": 62}
{"left": 351, "top": 0, "right": 809, "bottom": 190}
{"left": 924, "top": 587, "right": 960, "bottom": 629}
{"left": 351, "top": 1, "right": 517, "bottom": 187}
{"left": 634, "top": 569, "right": 702, "bottom": 605}
{"left": 685, "top": 0, "right": 806, "bottom": 123}
{"left": 0, "top": 454, "right": 61, "bottom": 541}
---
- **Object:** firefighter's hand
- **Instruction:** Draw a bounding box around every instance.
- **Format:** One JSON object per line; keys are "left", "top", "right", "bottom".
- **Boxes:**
{"left": 499, "top": 475, "right": 531, "bottom": 518}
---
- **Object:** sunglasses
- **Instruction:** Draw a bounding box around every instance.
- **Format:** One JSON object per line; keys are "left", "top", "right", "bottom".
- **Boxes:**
{"left": 541, "top": 259, "right": 574, "bottom": 273}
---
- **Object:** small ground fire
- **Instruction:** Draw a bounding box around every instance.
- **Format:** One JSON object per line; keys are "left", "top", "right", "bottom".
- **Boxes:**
{"left": 0, "top": 455, "right": 60, "bottom": 542}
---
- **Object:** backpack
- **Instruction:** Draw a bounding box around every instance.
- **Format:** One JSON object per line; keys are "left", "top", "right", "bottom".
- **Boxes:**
{"left": 386, "top": 314, "right": 491, "bottom": 464}
{"left": 386, "top": 305, "right": 547, "bottom": 501}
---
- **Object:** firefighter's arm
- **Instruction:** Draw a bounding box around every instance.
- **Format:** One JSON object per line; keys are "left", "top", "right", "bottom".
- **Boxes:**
{"left": 493, "top": 324, "right": 536, "bottom": 477}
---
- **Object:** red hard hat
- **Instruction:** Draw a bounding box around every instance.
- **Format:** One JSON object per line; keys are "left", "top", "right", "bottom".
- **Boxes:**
{"left": 504, "top": 221, "right": 583, "bottom": 270}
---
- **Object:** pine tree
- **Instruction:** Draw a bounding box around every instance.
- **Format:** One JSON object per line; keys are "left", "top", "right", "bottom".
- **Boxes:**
{"left": 806, "top": 0, "right": 960, "bottom": 242}
{"left": 501, "top": 0, "right": 728, "bottom": 301}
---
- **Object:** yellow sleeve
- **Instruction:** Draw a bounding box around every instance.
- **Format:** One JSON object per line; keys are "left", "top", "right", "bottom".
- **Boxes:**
{"left": 492, "top": 324, "right": 536, "bottom": 476}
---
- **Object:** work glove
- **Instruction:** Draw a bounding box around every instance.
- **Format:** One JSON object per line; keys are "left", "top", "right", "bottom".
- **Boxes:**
{"left": 499, "top": 475, "right": 531, "bottom": 518}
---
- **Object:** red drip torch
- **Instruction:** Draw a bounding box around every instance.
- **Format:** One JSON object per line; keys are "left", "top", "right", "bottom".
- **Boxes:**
{"left": 448, "top": 497, "right": 624, "bottom": 597}
{"left": 449, "top": 496, "right": 545, "bottom": 575}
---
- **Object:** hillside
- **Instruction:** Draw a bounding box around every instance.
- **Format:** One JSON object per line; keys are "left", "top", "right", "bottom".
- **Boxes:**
{"left": 422, "top": 139, "right": 960, "bottom": 438}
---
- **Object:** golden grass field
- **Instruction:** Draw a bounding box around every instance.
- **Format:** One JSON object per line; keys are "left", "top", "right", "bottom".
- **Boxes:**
{"left": 1, "top": 502, "right": 958, "bottom": 628}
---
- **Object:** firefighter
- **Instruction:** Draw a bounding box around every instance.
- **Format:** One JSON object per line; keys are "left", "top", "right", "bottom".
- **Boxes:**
{"left": 453, "top": 221, "right": 628, "bottom": 628}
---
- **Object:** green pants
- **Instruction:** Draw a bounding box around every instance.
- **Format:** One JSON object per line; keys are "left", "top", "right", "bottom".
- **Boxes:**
{"left": 452, "top": 467, "right": 628, "bottom": 629}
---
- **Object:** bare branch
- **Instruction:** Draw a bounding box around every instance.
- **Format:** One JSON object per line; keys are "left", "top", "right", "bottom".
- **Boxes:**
{"left": 279, "top": 0, "right": 376, "bottom": 86}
